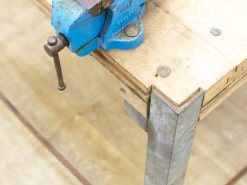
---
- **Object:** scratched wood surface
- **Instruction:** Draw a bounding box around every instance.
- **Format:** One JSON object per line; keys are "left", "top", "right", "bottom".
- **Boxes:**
{"left": 0, "top": 0, "right": 247, "bottom": 184}
{"left": 34, "top": 0, "right": 247, "bottom": 120}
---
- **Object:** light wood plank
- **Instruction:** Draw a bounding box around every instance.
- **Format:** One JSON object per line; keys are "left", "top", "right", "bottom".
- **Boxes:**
{"left": 0, "top": 100, "right": 82, "bottom": 185}
{"left": 0, "top": 1, "right": 146, "bottom": 184}
{"left": 34, "top": 0, "right": 247, "bottom": 120}
{"left": 1, "top": 0, "right": 247, "bottom": 184}
{"left": 157, "top": 0, "right": 247, "bottom": 63}
{"left": 109, "top": 0, "right": 247, "bottom": 106}
{"left": 235, "top": 173, "right": 247, "bottom": 185}
{"left": 185, "top": 83, "right": 247, "bottom": 185}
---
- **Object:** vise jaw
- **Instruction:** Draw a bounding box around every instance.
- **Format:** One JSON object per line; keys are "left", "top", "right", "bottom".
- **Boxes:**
{"left": 77, "top": 0, "right": 114, "bottom": 16}
{"left": 44, "top": 0, "right": 146, "bottom": 90}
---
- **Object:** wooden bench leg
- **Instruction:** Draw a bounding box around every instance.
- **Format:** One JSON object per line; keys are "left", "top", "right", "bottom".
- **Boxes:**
{"left": 144, "top": 88, "right": 203, "bottom": 185}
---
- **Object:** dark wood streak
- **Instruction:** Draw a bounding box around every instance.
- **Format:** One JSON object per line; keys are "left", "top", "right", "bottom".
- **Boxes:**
{"left": 225, "top": 165, "right": 247, "bottom": 185}
{"left": 0, "top": 91, "right": 92, "bottom": 185}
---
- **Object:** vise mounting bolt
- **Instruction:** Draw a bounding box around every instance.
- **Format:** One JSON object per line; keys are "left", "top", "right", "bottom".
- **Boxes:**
{"left": 44, "top": 0, "right": 147, "bottom": 90}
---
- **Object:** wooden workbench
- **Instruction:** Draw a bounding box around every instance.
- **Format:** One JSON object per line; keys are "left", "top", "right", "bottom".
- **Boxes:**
{"left": 35, "top": 0, "right": 247, "bottom": 120}
{"left": 33, "top": 0, "right": 247, "bottom": 185}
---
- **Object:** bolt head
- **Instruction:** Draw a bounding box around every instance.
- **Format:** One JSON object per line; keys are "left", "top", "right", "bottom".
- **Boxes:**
{"left": 48, "top": 36, "right": 57, "bottom": 46}
{"left": 156, "top": 65, "right": 171, "bottom": 78}
{"left": 124, "top": 24, "right": 140, "bottom": 37}
{"left": 210, "top": 28, "right": 222, "bottom": 36}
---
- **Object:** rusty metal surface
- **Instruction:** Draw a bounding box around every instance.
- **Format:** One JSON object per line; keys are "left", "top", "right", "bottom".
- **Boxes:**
{"left": 44, "top": 35, "right": 68, "bottom": 90}
{"left": 77, "top": 0, "right": 101, "bottom": 9}
{"left": 77, "top": 0, "right": 114, "bottom": 16}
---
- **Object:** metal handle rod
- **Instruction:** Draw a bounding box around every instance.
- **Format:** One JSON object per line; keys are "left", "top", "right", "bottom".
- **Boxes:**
{"left": 52, "top": 53, "right": 66, "bottom": 90}
{"left": 44, "top": 35, "right": 68, "bottom": 91}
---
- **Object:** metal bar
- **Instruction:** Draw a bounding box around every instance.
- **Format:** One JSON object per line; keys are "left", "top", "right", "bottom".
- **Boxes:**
{"left": 144, "top": 88, "right": 203, "bottom": 185}
{"left": 52, "top": 53, "right": 66, "bottom": 90}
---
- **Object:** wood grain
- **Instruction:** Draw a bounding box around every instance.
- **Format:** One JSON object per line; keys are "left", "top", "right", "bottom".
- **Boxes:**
{"left": 0, "top": 0, "right": 246, "bottom": 184}
{"left": 34, "top": 0, "right": 247, "bottom": 120}
{"left": 0, "top": 99, "right": 82, "bottom": 185}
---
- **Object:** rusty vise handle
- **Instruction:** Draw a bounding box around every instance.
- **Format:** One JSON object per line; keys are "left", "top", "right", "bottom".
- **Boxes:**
{"left": 44, "top": 35, "right": 68, "bottom": 91}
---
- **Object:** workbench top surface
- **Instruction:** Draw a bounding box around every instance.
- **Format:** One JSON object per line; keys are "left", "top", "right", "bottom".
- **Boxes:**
{"left": 35, "top": 0, "right": 247, "bottom": 107}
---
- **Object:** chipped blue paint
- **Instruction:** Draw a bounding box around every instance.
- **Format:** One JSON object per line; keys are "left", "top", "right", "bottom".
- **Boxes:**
{"left": 51, "top": 0, "right": 146, "bottom": 57}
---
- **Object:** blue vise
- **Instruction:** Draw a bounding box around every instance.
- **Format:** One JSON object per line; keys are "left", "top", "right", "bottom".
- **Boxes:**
{"left": 44, "top": 0, "right": 146, "bottom": 90}
{"left": 52, "top": 0, "right": 146, "bottom": 56}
